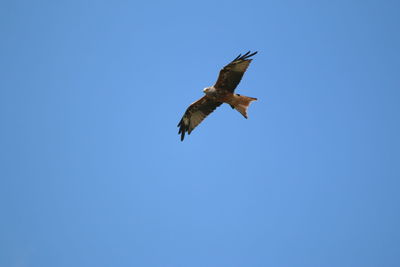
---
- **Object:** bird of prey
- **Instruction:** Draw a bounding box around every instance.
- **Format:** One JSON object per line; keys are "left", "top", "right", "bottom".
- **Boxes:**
{"left": 177, "top": 51, "right": 258, "bottom": 141}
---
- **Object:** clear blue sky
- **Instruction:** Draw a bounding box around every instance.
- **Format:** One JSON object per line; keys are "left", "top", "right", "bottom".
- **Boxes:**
{"left": 1, "top": 1, "right": 399, "bottom": 266}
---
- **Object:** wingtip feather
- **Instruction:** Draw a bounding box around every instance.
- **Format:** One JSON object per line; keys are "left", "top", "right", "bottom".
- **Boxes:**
{"left": 233, "top": 50, "right": 258, "bottom": 62}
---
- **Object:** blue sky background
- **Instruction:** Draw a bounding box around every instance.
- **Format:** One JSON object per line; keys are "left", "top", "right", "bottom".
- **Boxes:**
{"left": 1, "top": 0, "right": 399, "bottom": 266}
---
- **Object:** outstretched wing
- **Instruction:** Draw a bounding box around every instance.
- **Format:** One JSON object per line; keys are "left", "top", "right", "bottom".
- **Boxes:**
{"left": 214, "top": 51, "right": 257, "bottom": 92}
{"left": 177, "top": 96, "right": 222, "bottom": 141}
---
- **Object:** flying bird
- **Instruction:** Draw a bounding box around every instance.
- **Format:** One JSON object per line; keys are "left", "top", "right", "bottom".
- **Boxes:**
{"left": 177, "top": 51, "right": 258, "bottom": 141}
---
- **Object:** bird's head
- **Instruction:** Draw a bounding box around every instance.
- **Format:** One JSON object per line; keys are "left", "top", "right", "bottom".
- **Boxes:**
{"left": 203, "top": 86, "right": 215, "bottom": 95}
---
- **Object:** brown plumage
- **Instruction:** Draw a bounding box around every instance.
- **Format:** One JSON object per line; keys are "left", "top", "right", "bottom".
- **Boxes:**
{"left": 178, "top": 51, "right": 258, "bottom": 141}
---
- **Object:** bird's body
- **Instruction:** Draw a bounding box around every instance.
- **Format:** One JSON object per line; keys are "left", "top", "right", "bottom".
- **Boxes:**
{"left": 178, "top": 51, "right": 258, "bottom": 141}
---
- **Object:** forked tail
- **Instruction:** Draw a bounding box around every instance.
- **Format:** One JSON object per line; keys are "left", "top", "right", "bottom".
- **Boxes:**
{"left": 231, "top": 94, "right": 257, "bottom": 118}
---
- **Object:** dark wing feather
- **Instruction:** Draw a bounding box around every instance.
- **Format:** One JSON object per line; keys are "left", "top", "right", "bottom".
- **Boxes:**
{"left": 214, "top": 51, "right": 257, "bottom": 92}
{"left": 177, "top": 96, "right": 222, "bottom": 141}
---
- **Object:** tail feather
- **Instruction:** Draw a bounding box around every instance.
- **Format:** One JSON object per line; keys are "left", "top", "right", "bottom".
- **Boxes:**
{"left": 232, "top": 94, "right": 257, "bottom": 118}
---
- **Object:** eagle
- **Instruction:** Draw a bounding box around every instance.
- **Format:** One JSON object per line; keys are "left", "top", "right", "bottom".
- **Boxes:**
{"left": 177, "top": 51, "right": 258, "bottom": 141}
